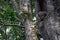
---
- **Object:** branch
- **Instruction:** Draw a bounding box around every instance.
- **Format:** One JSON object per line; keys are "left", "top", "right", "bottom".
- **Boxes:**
{"left": 0, "top": 23, "right": 24, "bottom": 27}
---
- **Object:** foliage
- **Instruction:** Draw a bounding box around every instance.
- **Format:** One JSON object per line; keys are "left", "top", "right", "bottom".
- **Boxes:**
{"left": 0, "top": 0, "right": 27, "bottom": 40}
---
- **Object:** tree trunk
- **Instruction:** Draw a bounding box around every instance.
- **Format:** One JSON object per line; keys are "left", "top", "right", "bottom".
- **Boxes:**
{"left": 24, "top": 19, "right": 38, "bottom": 40}
{"left": 35, "top": 0, "right": 60, "bottom": 40}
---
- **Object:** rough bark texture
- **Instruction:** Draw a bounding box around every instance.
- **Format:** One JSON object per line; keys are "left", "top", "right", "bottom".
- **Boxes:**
{"left": 24, "top": 19, "right": 38, "bottom": 40}
{"left": 36, "top": 0, "right": 60, "bottom": 40}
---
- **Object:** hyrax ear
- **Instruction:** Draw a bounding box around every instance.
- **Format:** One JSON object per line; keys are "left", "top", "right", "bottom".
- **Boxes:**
{"left": 38, "top": 11, "right": 47, "bottom": 17}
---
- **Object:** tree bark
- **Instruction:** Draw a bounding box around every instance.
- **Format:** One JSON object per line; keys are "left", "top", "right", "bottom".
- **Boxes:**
{"left": 24, "top": 19, "right": 38, "bottom": 40}
{"left": 23, "top": 0, "right": 38, "bottom": 40}
{"left": 35, "top": 0, "right": 60, "bottom": 40}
